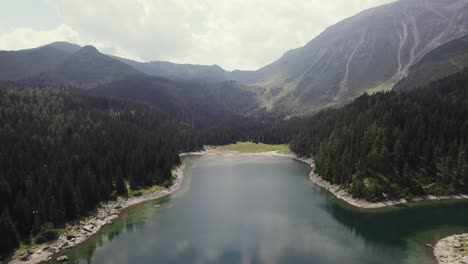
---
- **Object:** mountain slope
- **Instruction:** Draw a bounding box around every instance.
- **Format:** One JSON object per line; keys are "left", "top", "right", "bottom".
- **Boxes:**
{"left": 45, "top": 41, "right": 82, "bottom": 54}
{"left": 291, "top": 69, "right": 468, "bottom": 201}
{"left": 30, "top": 45, "right": 140, "bottom": 88}
{"left": 395, "top": 34, "right": 468, "bottom": 91}
{"left": 116, "top": 57, "right": 231, "bottom": 82}
{"left": 0, "top": 46, "right": 70, "bottom": 81}
{"left": 241, "top": 0, "right": 468, "bottom": 115}
{"left": 92, "top": 75, "right": 259, "bottom": 117}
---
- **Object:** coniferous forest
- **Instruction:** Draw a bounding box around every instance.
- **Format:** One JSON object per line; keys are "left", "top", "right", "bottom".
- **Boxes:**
{"left": 5, "top": 1, "right": 468, "bottom": 262}
{"left": 291, "top": 70, "right": 468, "bottom": 202}
{"left": 0, "top": 88, "right": 183, "bottom": 253}
{"left": 1, "top": 70, "right": 468, "bottom": 256}
{"left": 0, "top": 85, "right": 293, "bottom": 254}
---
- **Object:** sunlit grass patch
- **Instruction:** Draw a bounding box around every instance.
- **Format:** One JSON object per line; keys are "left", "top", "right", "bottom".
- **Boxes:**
{"left": 215, "top": 142, "right": 291, "bottom": 154}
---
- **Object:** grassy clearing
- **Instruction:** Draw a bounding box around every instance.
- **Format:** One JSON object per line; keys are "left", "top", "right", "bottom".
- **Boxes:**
{"left": 126, "top": 181, "right": 164, "bottom": 197}
{"left": 215, "top": 142, "right": 291, "bottom": 154}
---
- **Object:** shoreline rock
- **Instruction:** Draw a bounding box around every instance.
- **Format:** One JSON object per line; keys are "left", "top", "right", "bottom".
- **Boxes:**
{"left": 8, "top": 163, "right": 186, "bottom": 264}
{"left": 8, "top": 149, "right": 468, "bottom": 264}
{"left": 435, "top": 234, "right": 468, "bottom": 263}
{"left": 294, "top": 157, "right": 468, "bottom": 209}
{"left": 187, "top": 150, "right": 468, "bottom": 209}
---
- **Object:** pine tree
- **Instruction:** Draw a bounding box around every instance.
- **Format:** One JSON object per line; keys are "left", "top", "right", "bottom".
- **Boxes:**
{"left": 116, "top": 166, "right": 128, "bottom": 196}
{"left": 462, "top": 165, "right": 468, "bottom": 193}
{"left": 48, "top": 196, "right": 58, "bottom": 225}
{"left": 0, "top": 213, "right": 19, "bottom": 254}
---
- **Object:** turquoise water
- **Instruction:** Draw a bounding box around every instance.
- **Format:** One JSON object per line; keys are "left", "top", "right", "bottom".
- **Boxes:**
{"left": 48, "top": 155, "right": 468, "bottom": 264}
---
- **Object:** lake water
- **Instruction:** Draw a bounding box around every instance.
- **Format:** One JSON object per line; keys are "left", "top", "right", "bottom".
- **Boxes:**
{"left": 48, "top": 155, "right": 468, "bottom": 264}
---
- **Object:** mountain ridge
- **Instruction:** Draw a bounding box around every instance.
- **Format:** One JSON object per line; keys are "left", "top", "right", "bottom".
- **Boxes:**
{"left": 2, "top": 0, "right": 468, "bottom": 115}
{"left": 241, "top": 0, "right": 468, "bottom": 115}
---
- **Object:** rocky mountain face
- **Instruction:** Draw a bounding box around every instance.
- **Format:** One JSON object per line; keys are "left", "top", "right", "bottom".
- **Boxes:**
{"left": 395, "top": 34, "right": 468, "bottom": 91}
{"left": 239, "top": 0, "right": 468, "bottom": 115}
{"left": 1, "top": 0, "right": 468, "bottom": 116}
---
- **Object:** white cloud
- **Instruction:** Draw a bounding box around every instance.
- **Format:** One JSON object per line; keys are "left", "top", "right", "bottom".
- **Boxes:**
{"left": 0, "top": 24, "right": 83, "bottom": 51}
{"left": 1, "top": 0, "right": 395, "bottom": 70}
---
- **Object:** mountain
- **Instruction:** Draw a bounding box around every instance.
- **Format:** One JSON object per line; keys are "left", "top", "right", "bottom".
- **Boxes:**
{"left": 0, "top": 45, "right": 70, "bottom": 81}
{"left": 92, "top": 75, "right": 259, "bottom": 118}
{"left": 238, "top": 0, "right": 468, "bottom": 115}
{"left": 116, "top": 57, "right": 231, "bottom": 82}
{"left": 29, "top": 45, "right": 140, "bottom": 88}
{"left": 291, "top": 69, "right": 468, "bottom": 202}
{"left": 394, "top": 34, "right": 468, "bottom": 91}
{"left": 45, "top": 41, "right": 82, "bottom": 54}
{"left": 3, "top": 0, "right": 468, "bottom": 115}
{"left": 0, "top": 42, "right": 236, "bottom": 86}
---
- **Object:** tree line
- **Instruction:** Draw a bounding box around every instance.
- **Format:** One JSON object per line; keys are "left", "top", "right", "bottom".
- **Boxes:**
{"left": 291, "top": 69, "right": 468, "bottom": 201}
{"left": 0, "top": 85, "right": 296, "bottom": 255}
{"left": 2, "top": 68, "right": 467, "bottom": 255}
{"left": 0, "top": 88, "right": 181, "bottom": 254}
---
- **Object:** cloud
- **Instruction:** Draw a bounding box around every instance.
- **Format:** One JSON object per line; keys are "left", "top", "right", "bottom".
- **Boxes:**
{"left": 0, "top": 24, "right": 82, "bottom": 51}
{"left": 1, "top": 0, "right": 395, "bottom": 70}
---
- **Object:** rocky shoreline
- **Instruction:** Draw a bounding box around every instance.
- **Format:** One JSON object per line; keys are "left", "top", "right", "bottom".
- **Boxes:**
{"left": 7, "top": 150, "right": 468, "bottom": 264}
{"left": 295, "top": 156, "right": 468, "bottom": 264}
{"left": 8, "top": 164, "right": 186, "bottom": 264}
{"left": 435, "top": 234, "right": 468, "bottom": 263}
{"left": 295, "top": 157, "right": 468, "bottom": 209}
{"left": 185, "top": 150, "right": 468, "bottom": 209}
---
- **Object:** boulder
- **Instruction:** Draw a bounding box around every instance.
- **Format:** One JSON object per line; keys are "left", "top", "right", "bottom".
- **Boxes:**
{"left": 83, "top": 225, "right": 94, "bottom": 232}
{"left": 454, "top": 243, "right": 463, "bottom": 248}
{"left": 20, "top": 253, "right": 30, "bottom": 261}
{"left": 60, "top": 242, "right": 69, "bottom": 249}
{"left": 57, "top": 255, "right": 68, "bottom": 261}
{"left": 66, "top": 235, "right": 76, "bottom": 241}
{"left": 45, "top": 246, "right": 57, "bottom": 253}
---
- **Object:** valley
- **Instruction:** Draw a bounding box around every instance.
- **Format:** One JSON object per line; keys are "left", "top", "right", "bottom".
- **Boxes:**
{"left": 1, "top": 0, "right": 468, "bottom": 263}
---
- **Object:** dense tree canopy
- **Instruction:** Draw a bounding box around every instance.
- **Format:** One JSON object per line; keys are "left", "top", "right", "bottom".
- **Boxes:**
{"left": 0, "top": 88, "right": 181, "bottom": 253}
{"left": 291, "top": 70, "right": 468, "bottom": 201}
{"left": 1, "top": 68, "right": 467, "bottom": 256}
{"left": 0, "top": 84, "right": 295, "bottom": 255}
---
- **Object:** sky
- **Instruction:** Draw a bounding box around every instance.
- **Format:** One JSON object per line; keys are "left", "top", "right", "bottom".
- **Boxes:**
{"left": 0, "top": 0, "right": 395, "bottom": 71}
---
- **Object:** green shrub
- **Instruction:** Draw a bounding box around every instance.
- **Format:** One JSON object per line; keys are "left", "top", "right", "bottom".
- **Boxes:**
{"left": 35, "top": 224, "right": 59, "bottom": 244}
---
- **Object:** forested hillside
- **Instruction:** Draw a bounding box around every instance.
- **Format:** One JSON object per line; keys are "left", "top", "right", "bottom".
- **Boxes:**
{"left": 0, "top": 84, "right": 298, "bottom": 255}
{"left": 291, "top": 70, "right": 468, "bottom": 202}
{"left": 0, "top": 88, "right": 181, "bottom": 254}
{"left": 92, "top": 75, "right": 295, "bottom": 150}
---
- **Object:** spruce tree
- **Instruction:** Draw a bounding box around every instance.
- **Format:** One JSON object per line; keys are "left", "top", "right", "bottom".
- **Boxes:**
{"left": 116, "top": 166, "right": 128, "bottom": 196}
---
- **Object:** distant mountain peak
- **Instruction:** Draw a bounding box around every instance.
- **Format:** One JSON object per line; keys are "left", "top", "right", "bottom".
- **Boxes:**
{"left": 240, "top": 0, "right": 468, "bottom": 115}
{"left": 75, "top": 45, "right": 100, "bottom": 55}
{"left": 43, "top": 41, "right": 82, "bottom": 54}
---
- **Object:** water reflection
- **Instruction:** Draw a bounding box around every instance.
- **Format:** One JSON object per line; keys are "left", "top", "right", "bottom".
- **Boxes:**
{"left": 47, "top": 156, "right": 468, "bottom": 264}
{"left": 326, "top": 196, "right": 468, "bottom": 245}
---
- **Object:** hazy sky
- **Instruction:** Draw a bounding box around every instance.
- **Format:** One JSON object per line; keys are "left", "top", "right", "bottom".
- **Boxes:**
{"left": 0, "top": 0, "right": 395, "bottom": 70}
